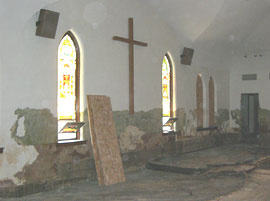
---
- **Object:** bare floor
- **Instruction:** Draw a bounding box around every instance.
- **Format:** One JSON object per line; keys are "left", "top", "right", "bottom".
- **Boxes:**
{"left": 1, "top": 169, "right": 244, "bottom": 201}
{"left": 2, "top": 144, "right": 270, "bottom": 201}
{"left": 211, "top": 169, "right": 270, "bottom": 201}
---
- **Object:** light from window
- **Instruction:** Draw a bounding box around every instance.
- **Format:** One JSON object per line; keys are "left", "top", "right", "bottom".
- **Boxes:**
{"left": 58, "top": 34, "right": 78, "bottom": 141}
{"left": 58, "top": 35, "right": 76, "bottom": 121}
{"left": 162, "top": 55, "right": 171, "bottom": 117}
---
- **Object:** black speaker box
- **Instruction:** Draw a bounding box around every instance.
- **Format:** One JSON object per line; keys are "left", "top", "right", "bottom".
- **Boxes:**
{"left": 181, "top": 47, "right": 194, "bottom": 65}
{"left": 36, "top": 9, "right": 60, "bottom": 39}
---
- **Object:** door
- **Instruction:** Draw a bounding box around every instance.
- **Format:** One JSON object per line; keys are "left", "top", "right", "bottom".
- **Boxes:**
{"left": 241, "top": 94, "right": 259, "bottom": 136}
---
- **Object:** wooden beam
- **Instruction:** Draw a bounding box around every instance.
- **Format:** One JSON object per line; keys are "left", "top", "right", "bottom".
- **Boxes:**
{"left": 129, "top": 18, "right": 134, "bottom": 115}
{"left": 113, "top": 36, "right": 148, "bottom": 47}
{"left": 112, "top": 17, "right": 148, "bottom": 115}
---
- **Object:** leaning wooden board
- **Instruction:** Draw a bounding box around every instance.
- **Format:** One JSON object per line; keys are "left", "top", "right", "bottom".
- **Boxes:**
{"left": 87, "top": 95, "right": 125, "bottom": 185}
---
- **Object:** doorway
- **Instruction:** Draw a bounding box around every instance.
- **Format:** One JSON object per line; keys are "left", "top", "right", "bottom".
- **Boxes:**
{"left": 241, "top": 93, "right": 259, "bottom": 136}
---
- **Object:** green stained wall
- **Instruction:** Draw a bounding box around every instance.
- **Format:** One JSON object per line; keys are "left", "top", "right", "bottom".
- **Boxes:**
{"left": 216, "top": 109, "right": 230, "bottom": 132}
{"left": 230, "top": 108, "right": 270, "bottom": 133}
{"left": 259, "top": 108, "right": 270, "bottom": 133}
{"left": 231, "top": 109, "right": 241, "bottom": 128}
{"left": 83, "top": 108, "right": 163, "bottom": 138}
{"left": 11, "top": 108, "right": 57, "bottom": 145}
{"left": 6, "top": 106, "right": 237, "bottom": 194}
{"left": 10, "top": 107, "right": 233, "bottom": 147}
{"left": 175, "top": 108, "right": 196, "bottom": 136}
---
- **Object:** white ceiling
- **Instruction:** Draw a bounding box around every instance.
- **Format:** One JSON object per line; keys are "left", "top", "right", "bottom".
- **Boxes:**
{"left": 145, "top": 0, "right": 270, "bottom": 56}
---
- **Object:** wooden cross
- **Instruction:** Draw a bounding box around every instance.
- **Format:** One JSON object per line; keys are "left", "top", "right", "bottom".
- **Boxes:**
{"left": 113, "top": 18, "right": 148, "bottom": 115}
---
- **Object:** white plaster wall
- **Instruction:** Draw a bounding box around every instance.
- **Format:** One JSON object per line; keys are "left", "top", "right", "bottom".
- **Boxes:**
{"left": 229, "top": 53, "right": 270, "bottom": 127}
{"left": 174, "top": 46, "right": 230, "bottom": 127}
{"left": 0, "top": 0, "right": 231, "bottom": 181}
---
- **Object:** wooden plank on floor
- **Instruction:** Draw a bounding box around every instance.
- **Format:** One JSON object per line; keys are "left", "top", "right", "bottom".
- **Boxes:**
{"left": 254, "top": 169, "right": 270, "bottom": 175}
{"left": 87, "top": 95, "right": 125, "bottom": 185}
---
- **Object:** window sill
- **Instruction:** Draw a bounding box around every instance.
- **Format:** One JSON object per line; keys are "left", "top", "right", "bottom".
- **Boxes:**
{"left": 0, "top": 147, "right": 4, "bottom": 154}
{"left": 162, "top": 131, "right": 180, "bottom": 136}
{"left": 56, "top": 139, "right": 87, "bottom": 146}
{"left": 196, "top": 126, "right": 218, "bottom": 132}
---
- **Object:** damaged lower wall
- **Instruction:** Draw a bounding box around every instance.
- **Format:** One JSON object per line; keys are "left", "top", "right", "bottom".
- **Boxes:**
{"left": 230, "top": 109, "right": 241, "bottom": 132}
{"left": 6, "top": 108, "right": 94, "bottom": 185}
{"left": 84, "top": 108, "right": 173, "bottom": 170}
{"left": 15, "top": 144, "right": 96, "bottom": 185}
{"left": 230, "top": 108, "right": 270, "bottom": 134}
{"left": 259, "top": 108, "right": 270, "bottom": 133}
{"left": 1, "top": 106, "right": 235, "bottom": 197}
{"left": 175, "top": 108, "right": 197, "bottom": 136}
{"left": 253, "top": 108, "right": 270, "bottom": 148}
{"left": 216, "top": 109, "right": 230, "bottom": 133}
{"left": 230, "top": 107, "right": 270, "bottom": 148}
{"left": 175, "top": 108, "right": 230, "bottom": 137}
{"left": 10, "top": 108, "right": 57, "bottom": 145}
{"left": 0, "top": 108, "right": 96, "bottom": 197}
{"left": 2, "top": 107, "right": 172, "bottom": 196}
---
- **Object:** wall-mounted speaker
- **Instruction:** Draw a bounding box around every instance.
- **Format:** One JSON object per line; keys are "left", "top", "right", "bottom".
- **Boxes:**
{"left": 36, "top": 9, "right": 60, "bottom": 39}
{"left": 181, "top": 47, "right": 194, "bottom": 65}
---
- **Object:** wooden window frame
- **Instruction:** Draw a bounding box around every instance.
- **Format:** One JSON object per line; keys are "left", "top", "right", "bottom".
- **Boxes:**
{"left": 196, "top": 74, "right": 203, "bottom": 128}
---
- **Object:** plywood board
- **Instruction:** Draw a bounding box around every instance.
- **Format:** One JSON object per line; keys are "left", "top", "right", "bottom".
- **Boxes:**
{"left": 87, "top": 95, "right": 125, "bottom": 185}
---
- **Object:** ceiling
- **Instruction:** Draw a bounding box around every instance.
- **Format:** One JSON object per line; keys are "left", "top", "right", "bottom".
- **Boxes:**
{"left": 145, "top": 0, "right": 270, "bottom": 57}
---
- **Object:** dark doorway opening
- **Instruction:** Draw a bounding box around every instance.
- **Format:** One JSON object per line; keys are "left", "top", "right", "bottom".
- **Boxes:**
{"left": 241, "top": 93, "right": 259, "bottom": 137}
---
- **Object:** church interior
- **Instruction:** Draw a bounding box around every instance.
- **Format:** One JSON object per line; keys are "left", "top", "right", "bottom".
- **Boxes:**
{"left": 1, "top": 0, "right": 270, "bottom": 200}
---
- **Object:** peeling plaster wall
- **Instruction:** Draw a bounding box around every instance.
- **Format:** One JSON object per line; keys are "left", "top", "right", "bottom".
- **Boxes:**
{"left": 230, "top": 109, "right": 241, "bottom": 131}
{"left": 0, "top": 0, "right": 231, "bottom": 187}
{"left": 216, "top": 109, "right": 230, "bottom": 133}
{"left": 174, "top": 63, "right": 230, "bottom": 131}
{"left": 5, "top": 107, "right": 173, "bottom": 188}
{"left": 0, "top": 144, "right": 38, "bottom": 185}
{"left": 175, "top": 108, "right": 197, "bottom": 136}
{"left": 2, "top": 105, "right": 234, "bottom": 188}
{"left": 0, "top": 0, "right": 183, "bottom": 185}
{"left": 259, "top": 108, "right": 270, "bottom": 133}
{"left": 10, "top": 108, "right": 57, "bottom": 145}
{"left": 84, "top": 108, "right": 165, "bottom": 154}
{"left": 14, "top": 143, "right": 95, "bottom": 185}
{"left": 175, "top": 107, "right": 230, "bottom": 137}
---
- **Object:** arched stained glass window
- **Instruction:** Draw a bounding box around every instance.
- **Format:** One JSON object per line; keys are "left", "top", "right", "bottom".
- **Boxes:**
{"left": 162, "top": 54, "right": 174, "bottom": 133}
{"left": 162, "top": 54, "right": 172, "bottom": 117}
{"left": 58, "top": 32, "right": 80, "bottom": 141}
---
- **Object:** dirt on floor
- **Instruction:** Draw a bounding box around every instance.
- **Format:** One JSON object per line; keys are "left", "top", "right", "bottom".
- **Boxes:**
{"left": 2, "top": 143, "right": 270, "bottom": 201}
{"left": 1, "top": 169, "right": 245, "bottom": 201}
{"left": 211, "top": 169, "right": 270, "bottom": 201}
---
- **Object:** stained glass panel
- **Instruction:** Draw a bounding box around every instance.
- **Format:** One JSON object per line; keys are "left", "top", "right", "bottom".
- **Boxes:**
{"left": 162, "top": 55, "right": 171, "bottom": 117}
{"left": 58, "top": 34, "right": 76, "bottom": 121}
